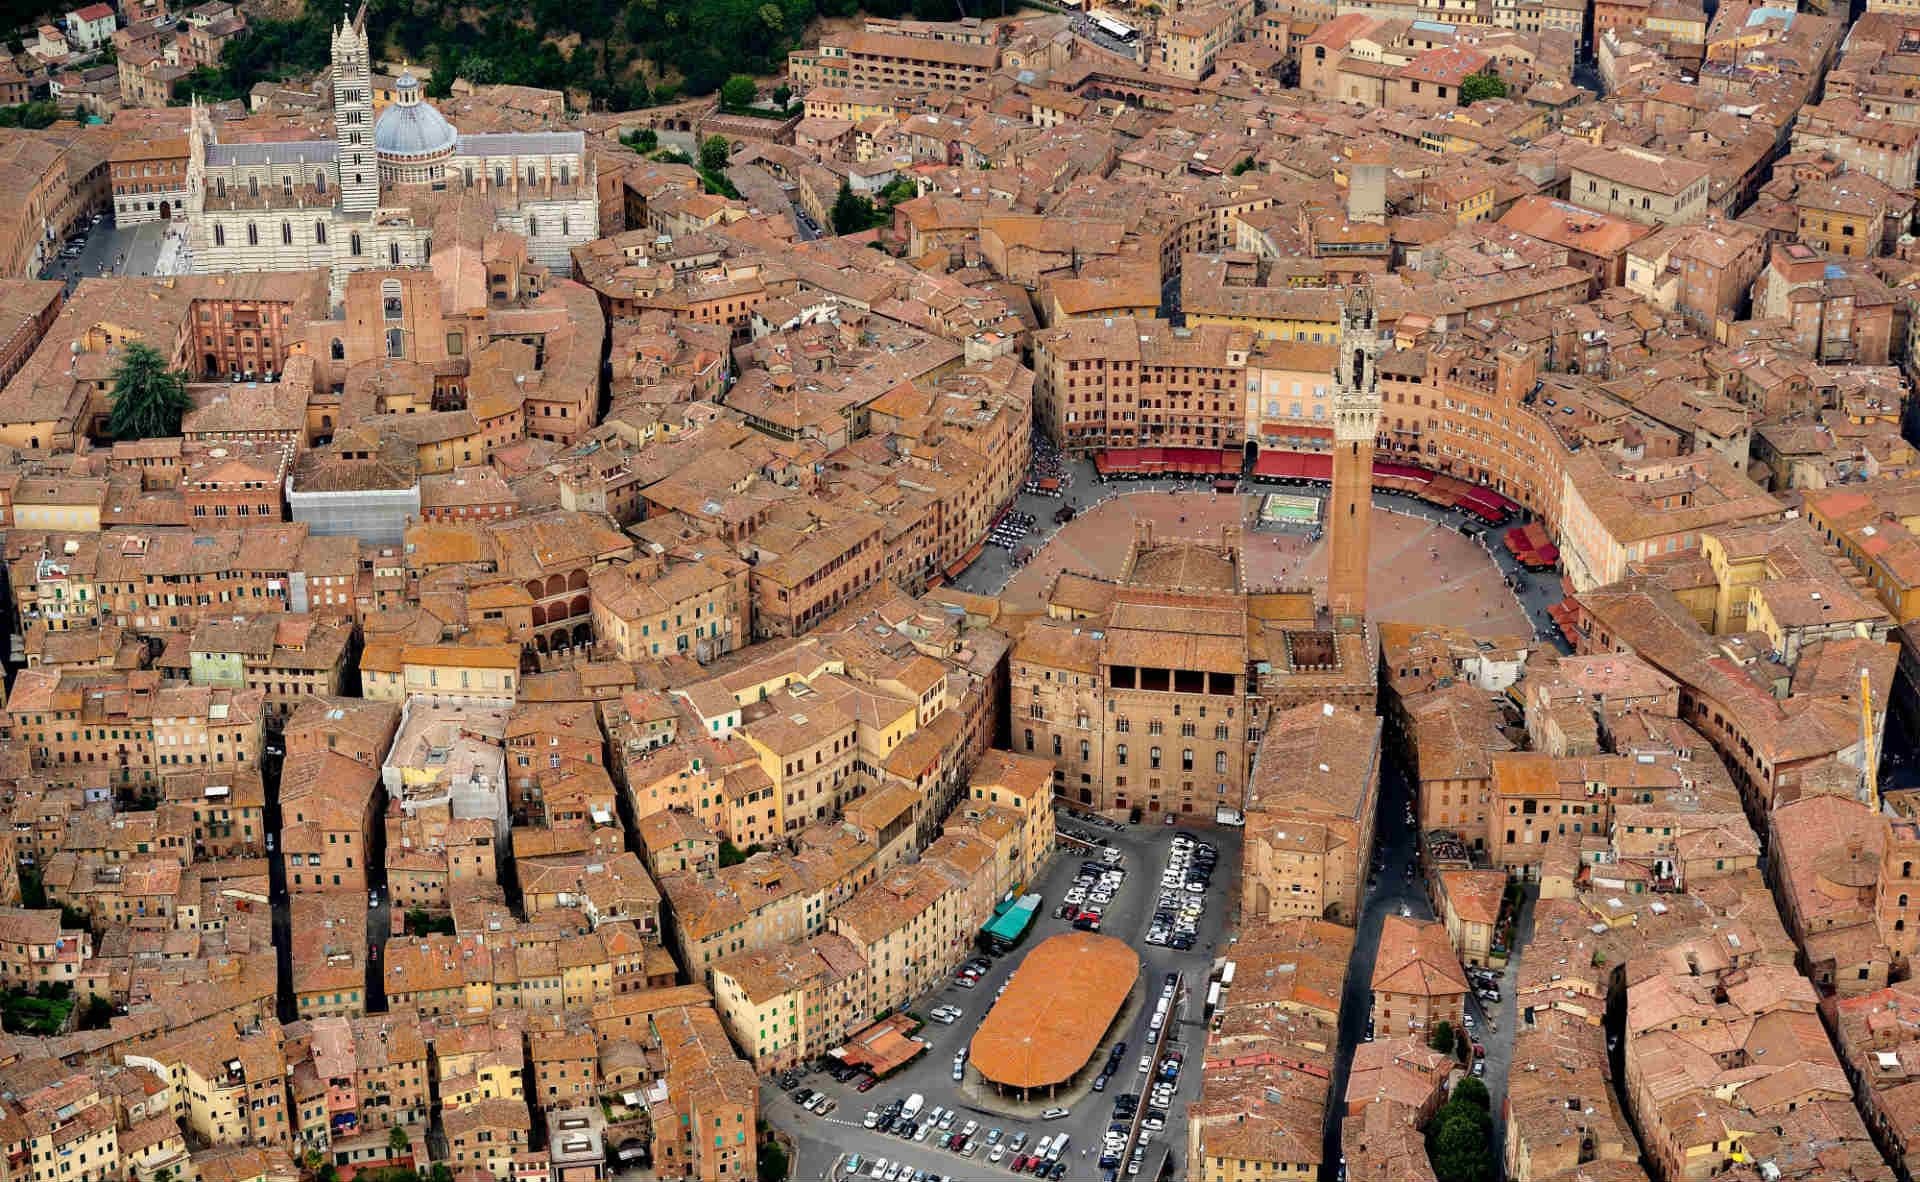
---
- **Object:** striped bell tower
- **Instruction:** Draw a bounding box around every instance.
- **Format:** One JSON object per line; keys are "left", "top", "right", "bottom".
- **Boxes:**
{"left": 331, "top": 4, "right": 376, "bottom": 214}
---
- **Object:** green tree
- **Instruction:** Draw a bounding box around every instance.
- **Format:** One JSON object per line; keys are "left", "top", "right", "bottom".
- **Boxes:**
{"left": 1451, "top": 1075, "right": 1490, "bottom": 1110}
{"left": 1429, "top": 1020, "right": 1454, "bottom": 1054}
{"left": 624, "top": 126, "right": 658, "bottom": 153}
{"left": 388, "top": 1127, "right": 411, "bottom": 1159}
{"left": 877, "top": 176, "right": 917, "bottom": 207}
{"left": 721, "top": 74, "right": 758, "bottom": 109}
{"left": 772, "top": 83, "right": 792, "bottom": 107}
{"left": 106, "top": 342, "right": 191, "bottom": 441}
{"left": 1459, "top": 70, "right": 1507, "bottom": 104}
{"left": 428, "top": 1165, "right": 453, "bottom": 1182}
{"left": 831, "top": 181, "right": 875, "bottom": 235}
{"left": 1428, "top": 1103, "right": 1494, "bottom": 1182}
{"left": 700, "top": 135, "right": 731, "bottom": 172}
{"left": 0, "top": 101, "right": 60, "bottom": 129}
{"left": 77, "top": 994, "right": 113, "bottom": 1031}
{"left": 756, "top": 1141, "right": 789, "bottom": 1182}
{"left": 1230, "top": 155, "right": 1255, "bottom": 175}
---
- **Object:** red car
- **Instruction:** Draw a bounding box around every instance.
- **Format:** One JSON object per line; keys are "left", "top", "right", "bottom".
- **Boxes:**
{"left": 853, "top": 1074, "right": 877, "bottom": 1091}
{"left": 1011, "top": 1156, "right": 1030, "bottom": 1172}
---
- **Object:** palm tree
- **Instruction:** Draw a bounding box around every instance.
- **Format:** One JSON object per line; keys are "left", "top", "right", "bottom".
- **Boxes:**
{"left": 105, "top": 342, "right": 191, "bottom": 441}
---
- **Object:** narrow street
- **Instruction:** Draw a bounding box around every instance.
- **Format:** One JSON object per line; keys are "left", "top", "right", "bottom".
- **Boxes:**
{"left": 1323, "top": 748, "right": 1530, "bottom": 1179}
{"left": 1323, "top": 752, "right": 1433, "bottom": 1179}
{"left": 365, "top": 797, "right": 391, "bottom": 1013}
{"left": 262, "top": 747, "right": 295, "bottom": 1026}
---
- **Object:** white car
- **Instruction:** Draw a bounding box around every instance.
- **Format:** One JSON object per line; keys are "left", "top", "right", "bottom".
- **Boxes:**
{"left": 1041, "top": 1108, "right": 1070, "bottom": 1121}
{"left": 1138, "top": 1053, "right": 1152, "bottom": 1073}
{"left": 1463, "top": 1012, "right": 1477, "bottom": 1029}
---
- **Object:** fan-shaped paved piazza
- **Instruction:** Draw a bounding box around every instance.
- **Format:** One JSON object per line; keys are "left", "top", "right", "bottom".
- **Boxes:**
{"left": 997, "top": 489, "right": 1533, "bottom": 637}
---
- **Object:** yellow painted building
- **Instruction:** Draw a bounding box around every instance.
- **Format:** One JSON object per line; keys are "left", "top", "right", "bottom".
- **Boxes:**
{"left": 11, "top": 478, "right": 106, "bottom": 530}
{"left": 964, "top": 749, "right": 1058, "bottom": 888}
{"left": 1184, "top": 294, "right": 1343, "bottom": 343}
{"left": 360, "top": 640, "right": 521, "bottom": 704}
{"left": 1805, "top": 483, "right": 1920, "bottom": 623}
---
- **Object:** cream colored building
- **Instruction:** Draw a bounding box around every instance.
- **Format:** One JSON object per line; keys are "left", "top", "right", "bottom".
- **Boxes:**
{"left": 828, "top": 861, "right": 967, "bottom": 1014}
{"left": 1567, "top": 144, "right": 1711, "bottom": 226}
{"left": 708, "top": 932, "right": 871, "bottom": 1072}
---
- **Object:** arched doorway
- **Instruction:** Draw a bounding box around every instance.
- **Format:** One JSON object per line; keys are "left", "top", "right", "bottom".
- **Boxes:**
{"left": 158, "top": 201, "right": 170, "bottom": 220}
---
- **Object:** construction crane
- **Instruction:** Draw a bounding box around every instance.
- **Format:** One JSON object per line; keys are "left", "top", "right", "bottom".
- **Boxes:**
{"left": 1861, "top": 665, "right": 1881, "bottom": 812}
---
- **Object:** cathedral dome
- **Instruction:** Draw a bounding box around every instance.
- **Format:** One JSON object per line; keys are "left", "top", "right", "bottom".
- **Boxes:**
{"left": 374, "top": 71, "right": 457, "bottom": 159}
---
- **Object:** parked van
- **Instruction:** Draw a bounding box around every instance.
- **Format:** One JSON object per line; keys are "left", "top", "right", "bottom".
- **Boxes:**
{"left": 900, "top": 1093, "right": 925, "bottom": 1121}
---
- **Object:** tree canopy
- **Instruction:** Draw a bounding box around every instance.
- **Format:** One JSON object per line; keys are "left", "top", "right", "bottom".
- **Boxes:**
{"left": 1450, "top": 1075, "right": 1490, "bottom": 1111}
{"left": 1425, "top": 1079, "right": 1496, "bottom": 1182}
{"left": 0, "top": 101, "right": 60, "bottom": 129}
{"left": 1459, "top": 70, "right": 1507, "bottom": 104}
{"left": 106, "top": 344, "right": 192, "bottom": 442}
{"left": 1429, "top": 1020, "right": 1455, "bottom": 1054}
{"left": 169, "top": 0, "right": 1028, "bottom": 111}
{"left": 721, "top": 74, "right": 758, "bottom": 109}
{"left": 831, "top": 181, "right": 877, "bottom": 236}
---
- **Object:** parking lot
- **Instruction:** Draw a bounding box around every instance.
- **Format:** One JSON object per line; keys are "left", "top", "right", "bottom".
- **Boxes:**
{"left": 764, "top": 818, "right": 1241, "bottom": 1182}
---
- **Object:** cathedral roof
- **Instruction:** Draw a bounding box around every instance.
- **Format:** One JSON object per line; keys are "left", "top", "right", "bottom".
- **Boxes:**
{"left": 375, "top": 72, "right": 457, "bottom": 158}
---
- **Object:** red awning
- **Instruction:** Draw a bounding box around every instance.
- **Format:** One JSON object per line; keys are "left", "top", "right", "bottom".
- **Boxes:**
{"left": 1457, "top": 487, "right": 1510, "bottom": 521}
{"left": 1547, "top": 599, "right": 1581, "bottom": 636}
{"left": 943, "top": 542, "right": 985, "bottom": 580}
{"left": 1373, "top": 461, "right": 1432, "bottom": 484}
{"left": 1164, "top": 447, "right": 1232, "bottom": 473}
{"left": 1254, "top": 452, "right": 1301, "bottom": 479}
